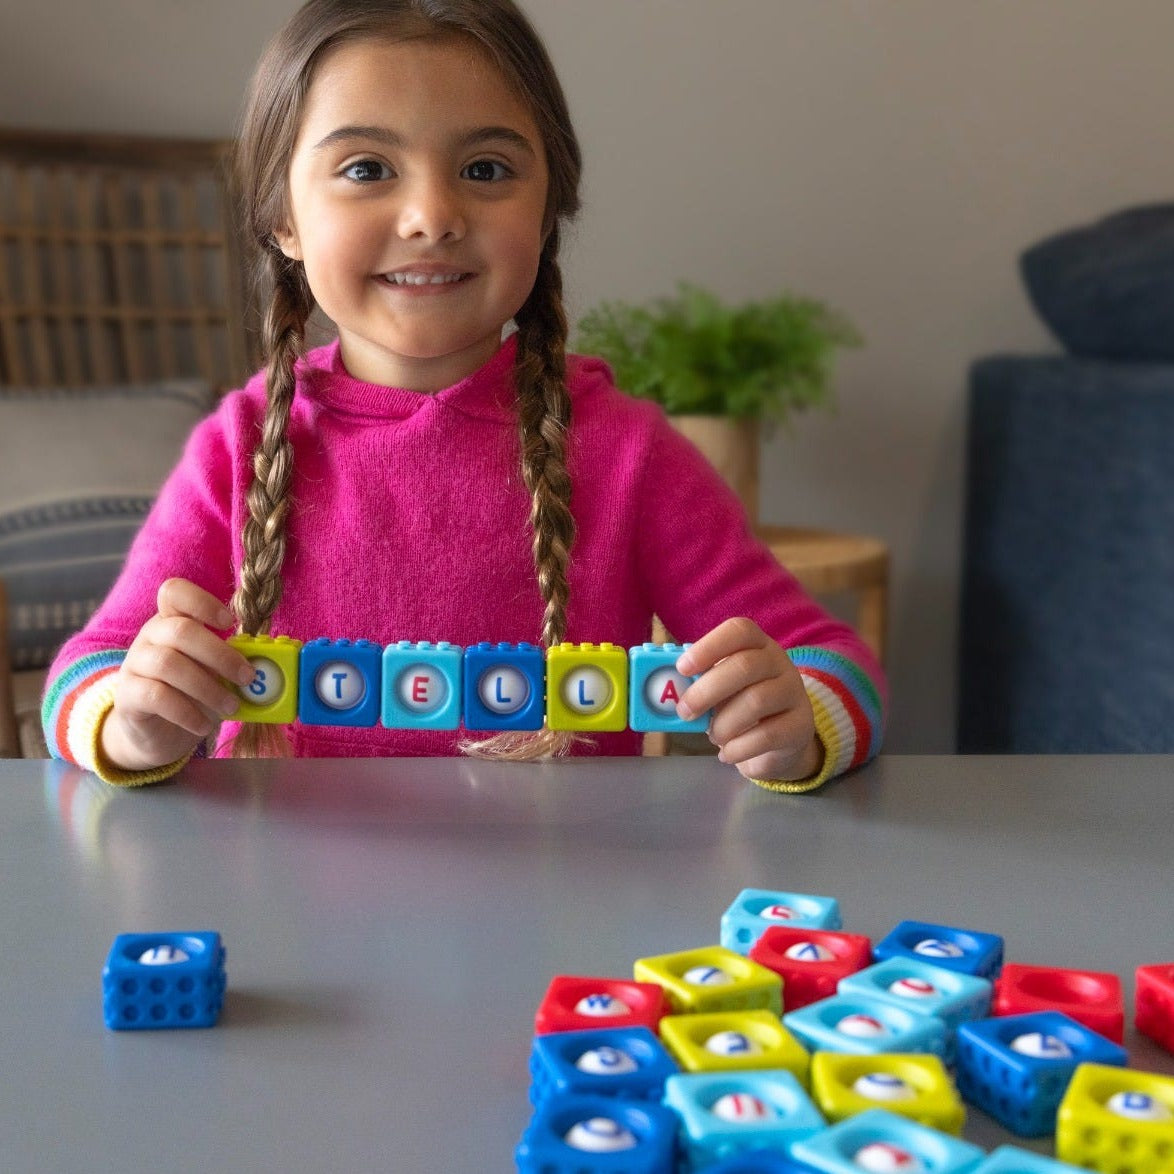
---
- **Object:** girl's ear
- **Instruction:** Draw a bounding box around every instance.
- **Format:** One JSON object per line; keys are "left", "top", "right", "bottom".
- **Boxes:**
{"left": 272, "top": 222, "right": 303, "bottom": 261}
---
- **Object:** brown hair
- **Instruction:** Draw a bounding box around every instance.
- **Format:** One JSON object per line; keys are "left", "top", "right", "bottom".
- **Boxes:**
{"left": 230, "top": 0, "right": 582, "bottom": 758}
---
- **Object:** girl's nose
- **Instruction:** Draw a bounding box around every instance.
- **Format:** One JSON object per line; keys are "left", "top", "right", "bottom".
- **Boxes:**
{"left": 396, "top": 176, "right": 466, "bottom": 242}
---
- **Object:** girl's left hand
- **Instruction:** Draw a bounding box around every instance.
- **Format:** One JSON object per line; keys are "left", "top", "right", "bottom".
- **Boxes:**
{"left": 674, "top": 617, "right": 823, "bottom": 783}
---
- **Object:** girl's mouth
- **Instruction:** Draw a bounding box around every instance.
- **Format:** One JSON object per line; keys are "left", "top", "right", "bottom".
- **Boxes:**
{"left": 379, "top": 270, "right": 471, "bottom": 287}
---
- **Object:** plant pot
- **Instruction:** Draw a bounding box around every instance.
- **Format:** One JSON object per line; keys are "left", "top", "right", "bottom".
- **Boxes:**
{"left": 667, "top": 414, "right": 760, "bottom": 525}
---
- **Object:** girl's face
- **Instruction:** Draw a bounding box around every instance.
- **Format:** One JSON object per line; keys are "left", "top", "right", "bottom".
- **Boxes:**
{"left": 276, "top": 34, "right": 550, "bottom": 391}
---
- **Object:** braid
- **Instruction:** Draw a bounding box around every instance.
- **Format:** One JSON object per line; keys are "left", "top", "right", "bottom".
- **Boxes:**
{"left": 463, "top": 237, "right": 582, "bottom": 761}
{"left": 224, "top": 254, "right": 311, "bottom": 758}
{"left": 516, "top": 242, "right": 575, "bottom": 649}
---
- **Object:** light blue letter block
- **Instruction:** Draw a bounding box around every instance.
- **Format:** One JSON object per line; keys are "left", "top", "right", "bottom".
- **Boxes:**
{"left": 381, "top": 641, "right": 462, "bottom": 730}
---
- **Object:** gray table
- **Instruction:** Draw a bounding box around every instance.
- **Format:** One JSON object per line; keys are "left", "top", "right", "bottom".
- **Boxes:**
{"left": 2, "top": 754, "right": 1171, "bottom": 1171}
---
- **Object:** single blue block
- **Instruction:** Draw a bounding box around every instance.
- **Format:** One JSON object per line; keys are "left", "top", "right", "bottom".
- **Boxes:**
{"left": 974, "top": 1146, "right": 1086, "bottom": 1173}
{"left": 381, "top": 641, "right": 463, "bottom": 730}
{"left": 529, "top": 1027, "right": 679, "bottom": 1106}
{"left": 873, "top": 919, "right": 1004, "bottom": 979}
{"left": 720, "top": 888, "right": 843, "bottom": 955}
{"left": 515, "top": 1093, "right": 678, "bottom": 1173}
{"left": 628, "top": 643, "right": 708, "bottom": 733}
{"left": 103, "top": 931, "right": 226, "bottom": 1030}
{"left": 663, "top": 1070, "right": 825, "bottom": 1169}
{"left": 298, "top": 638, "right": 382, "bottom": 727}
{"left": 791, "top": 1108, "right": 986, "bottom": 1174}
{"left": 462, "top": 642, "right": 545, "bottom": 731}
{"left": 955, "top": 1011, "right": 1127, "bottom": 1137}
{"left": 838, "top": 957, "right": 992, "bottom": 1064}
{"left": 783, "top": 993, "right": 947, "bottom": 1058}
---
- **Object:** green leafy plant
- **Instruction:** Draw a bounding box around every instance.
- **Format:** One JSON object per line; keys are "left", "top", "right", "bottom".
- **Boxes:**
{"left": 575, "top": 283, "right": 861, "bottom": 422}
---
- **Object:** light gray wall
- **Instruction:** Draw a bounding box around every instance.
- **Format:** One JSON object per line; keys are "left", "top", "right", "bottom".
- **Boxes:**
{"left": 5, "top": 1, "right": 1174, "bottom": 750}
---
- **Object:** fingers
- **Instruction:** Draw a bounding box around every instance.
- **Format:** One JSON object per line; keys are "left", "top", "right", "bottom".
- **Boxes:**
{"left": 157, "top": 577, "right": 236, "bottom": 631}
{"left": 676, "top": 617, "right": 781, "bottom": 721}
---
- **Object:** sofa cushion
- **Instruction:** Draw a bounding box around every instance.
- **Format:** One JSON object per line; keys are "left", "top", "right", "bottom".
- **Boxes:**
{"left": 1021, "top": 203, "right": 1174, "bottom": 361}
{"left": 0, "top": 382, "right": 216, "bottom": 670}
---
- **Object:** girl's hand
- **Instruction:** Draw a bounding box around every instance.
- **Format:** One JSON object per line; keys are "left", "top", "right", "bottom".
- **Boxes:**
{"left": 675, "top": 617, "right": 823, "bottom": 783}
{"left": 100, "top": 578, "right": 256, "bottom": 772}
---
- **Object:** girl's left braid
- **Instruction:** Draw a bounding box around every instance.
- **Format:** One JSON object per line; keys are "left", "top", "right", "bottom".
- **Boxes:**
{"left": 515, "top": 236, "right": 576, "bottom": 652}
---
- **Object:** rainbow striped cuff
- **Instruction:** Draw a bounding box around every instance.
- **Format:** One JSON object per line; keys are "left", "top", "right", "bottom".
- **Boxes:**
{"left": 41, "top": 651, "right": 191, "bottom": 786}
{"left": 750, "top": 646, "right": 884, "bottom": 795}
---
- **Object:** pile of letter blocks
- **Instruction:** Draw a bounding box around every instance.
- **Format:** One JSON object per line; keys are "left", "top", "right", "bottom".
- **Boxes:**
{"left": 517, "top": 888, "right": 1174, "bottom": 1172}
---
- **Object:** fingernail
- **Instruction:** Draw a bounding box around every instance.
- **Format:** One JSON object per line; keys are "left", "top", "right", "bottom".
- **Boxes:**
{"left": 676, "top": 654, "right": 695, "bottom": 675}
{"left": 215, "top": 607, "right": 235, "bottom": 629}
{"left": 677, "top": 701, "right": 694, "bottom": 721}
{"left": 237, "top": 664, "right": 256, "bottom": 688}
{"left": 220, "top": 693, "right": 242, "bottom": 717}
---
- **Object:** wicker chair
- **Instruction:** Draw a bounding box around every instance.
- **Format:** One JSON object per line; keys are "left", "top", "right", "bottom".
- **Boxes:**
{"left": 0, "top": 127, "right": 259, "bottom": 755}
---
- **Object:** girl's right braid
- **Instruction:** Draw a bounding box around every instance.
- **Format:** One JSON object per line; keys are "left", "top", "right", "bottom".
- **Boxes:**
{"left": 225, "top": 257, "right": 311, "bottom": 758}
{"left": 231, "top": 258, "right": 310, "bottom": 637}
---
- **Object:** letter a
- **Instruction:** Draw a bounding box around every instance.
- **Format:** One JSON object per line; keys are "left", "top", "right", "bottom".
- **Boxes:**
{"left": 658, "top": 677, "right": 681, "bottom": 705}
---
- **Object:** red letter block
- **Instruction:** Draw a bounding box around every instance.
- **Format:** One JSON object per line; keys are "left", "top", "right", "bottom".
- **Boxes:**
{"left": 750, "top": 926, "right": 873, "bottom": 1011}
{"left": 1136, "top": 963, "right": 1174, "bottom": 1053}
{"left": 993, "top": 963, "right": 1124, "bottom": 1043}
{"left": 534, "top": 975, "right": 671, "bottom": 1035}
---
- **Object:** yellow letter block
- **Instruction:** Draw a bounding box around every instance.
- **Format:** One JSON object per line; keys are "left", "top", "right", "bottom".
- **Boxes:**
{"left": 227, "top": 635, "right": 303, "bottom": 723}
{"left": 810, "top": 1052, "right": 965, "bottom": 1135}
{"left": 546, "top": 643, "right": 629, "bottom": 731}
{"left": 634, "top": 946, "right": 782, "bottom": 1016}
{"left": 659, "top": 1009, "right": 810, "bottom": 1084}
{"left": 1057, "top": 1063, "right": 1174, "bottom": 1171}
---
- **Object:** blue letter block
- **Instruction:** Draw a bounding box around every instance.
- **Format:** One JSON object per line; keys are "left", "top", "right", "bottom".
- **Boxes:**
{"left": 529, "top": 1027, "right": 679, "bottom": 1106}
{"left": 791, "top": 1109, "right": 985, "bottom": 1173}
{"left": 783, "top": 993, "right": 947, "bottom": 1059}
{"left": 873, "top": 919, "right": 1004, "bottom": 979}
{"left": 103, "top": 931, "right": 226, "bottom": 1030}
{"left": 515, "top": 1093, "right": 678, "bottom": 1173}
{"left": 381, "top": 641, "right": 463, "bottom": 730}
{"left": 838, "top": 957, "right": 992, "bottom": 1065}
{"left": 298, "top": 638, "right": 382, "bottom": 727}
{"left": 955, "top": 1010, "right": 1127, "bottom": 1137}
{"left": 462, "top": 642, "right": 545, "bottom": 731}
{"left": 628, "top": 643, "right": 708, "bottom": 733}
{"left": 720, "top": 887, "right": 843, "bottom": 955}
{"left": 663, "top": 1069, "right": 824, "bottom": 1168}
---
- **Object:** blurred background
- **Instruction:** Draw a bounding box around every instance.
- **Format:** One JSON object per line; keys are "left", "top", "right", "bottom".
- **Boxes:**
{"left": 4, "top": 0, "right": 1174, "bottom": 752}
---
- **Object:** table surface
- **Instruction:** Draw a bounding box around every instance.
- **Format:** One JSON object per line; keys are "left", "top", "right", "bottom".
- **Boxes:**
{"left": 3, "top": 754, "right": 1171, "bottom": 1171}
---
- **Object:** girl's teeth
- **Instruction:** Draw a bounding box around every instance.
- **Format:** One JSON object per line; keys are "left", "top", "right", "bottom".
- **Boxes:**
{"left": 386, "top": 272, "right": 464, "bottom": 285}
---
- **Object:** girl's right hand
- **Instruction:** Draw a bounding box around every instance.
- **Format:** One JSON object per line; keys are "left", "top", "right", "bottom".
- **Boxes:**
{"left": 100, "top": 578, "right": 256, "bottom": 772}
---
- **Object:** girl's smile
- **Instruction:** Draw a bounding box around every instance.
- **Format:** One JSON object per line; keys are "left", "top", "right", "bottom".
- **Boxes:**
{"left": 275, "top": 35, "right": 550, "bottom": 392}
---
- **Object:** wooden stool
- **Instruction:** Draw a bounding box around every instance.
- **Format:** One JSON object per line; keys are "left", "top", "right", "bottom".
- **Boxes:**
{"left": 642, "top": 525, "right": 889, "bottom": 756}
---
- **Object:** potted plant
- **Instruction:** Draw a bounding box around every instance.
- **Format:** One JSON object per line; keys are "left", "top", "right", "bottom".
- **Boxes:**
{"left": 575, "top": 283, "right": 860, "bottom": 522}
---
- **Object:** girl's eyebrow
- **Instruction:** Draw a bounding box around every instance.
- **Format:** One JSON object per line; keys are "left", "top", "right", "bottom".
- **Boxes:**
{"left": 312, "top": 124, "right": 537, "bottom": 157}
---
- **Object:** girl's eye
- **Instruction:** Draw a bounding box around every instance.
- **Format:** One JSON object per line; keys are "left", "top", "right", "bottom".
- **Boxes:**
{"left": 342, "top": 159, "right": 391, "bottom": 183}
{"left": 463, "top": 160, "right": 510, "bottom": 182}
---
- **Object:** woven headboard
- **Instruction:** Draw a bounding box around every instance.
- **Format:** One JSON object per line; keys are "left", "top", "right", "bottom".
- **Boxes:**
{"left": 0, "top": 126, "right": 259, "bottom": 390}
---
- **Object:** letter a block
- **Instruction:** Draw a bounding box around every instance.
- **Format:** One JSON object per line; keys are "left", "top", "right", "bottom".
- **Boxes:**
{"left": 628, "top": 642, "right": 708, "bottom": 733}
{"left": 381, "top": 641, "right": 463, "bottom": 729}
{"left": 227, "top": 634, "right": 302, "bottom": 723}
{"left": 546, "top": 643, "right": 629, "bottom": 731}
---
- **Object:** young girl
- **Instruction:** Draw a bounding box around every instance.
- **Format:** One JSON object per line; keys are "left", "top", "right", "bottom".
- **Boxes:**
{"left": 42, "top": 0, "right": 885, "bottom": 792}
